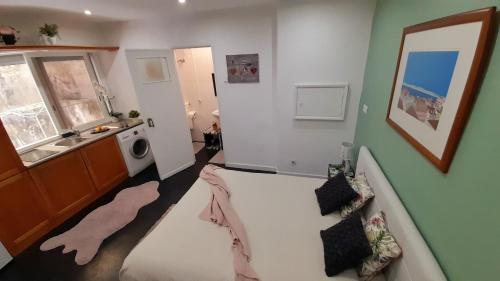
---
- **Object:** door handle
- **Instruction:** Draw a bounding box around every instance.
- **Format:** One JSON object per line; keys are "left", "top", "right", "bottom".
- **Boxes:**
{"left": 147, "top": 118, "right": 155, "bottom": 128}
{"left": 212, "top": 73, "right": 217, "bottom": 97}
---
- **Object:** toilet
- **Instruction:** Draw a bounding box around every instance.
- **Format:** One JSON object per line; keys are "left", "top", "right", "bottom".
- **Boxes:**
{"left": 187, "top": 111, "right": 196, "bottom": 129}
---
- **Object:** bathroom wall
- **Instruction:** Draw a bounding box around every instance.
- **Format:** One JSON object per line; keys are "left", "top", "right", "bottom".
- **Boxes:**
{"left": 174, "top": 47, "right": 218, "bottom": 142}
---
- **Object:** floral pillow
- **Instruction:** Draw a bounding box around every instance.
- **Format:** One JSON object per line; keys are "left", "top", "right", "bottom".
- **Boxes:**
{"left": 358, "top": 212, "right": 402, "bottom": 281}
{"left": 340, "top": 174, "right": 375, "bottom": 218}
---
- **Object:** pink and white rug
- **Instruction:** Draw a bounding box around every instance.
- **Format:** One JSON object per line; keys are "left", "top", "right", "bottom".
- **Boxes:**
{"left": 40, "top": 181, "right": 160, "bottom": 265}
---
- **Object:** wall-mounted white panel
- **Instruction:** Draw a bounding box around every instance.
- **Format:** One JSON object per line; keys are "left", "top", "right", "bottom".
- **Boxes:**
{"left": 295, "top": 83, "right": 349, "bottom": 121}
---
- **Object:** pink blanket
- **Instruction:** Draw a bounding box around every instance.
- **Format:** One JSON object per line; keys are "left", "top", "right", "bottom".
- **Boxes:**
{"left": 199, "top": 165, "right": 260, "bottom": 281}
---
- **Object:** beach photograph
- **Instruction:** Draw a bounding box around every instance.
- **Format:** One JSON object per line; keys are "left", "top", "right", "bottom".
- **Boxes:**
{"left": 397, "top": 51, "right": 459, "bottom": 130}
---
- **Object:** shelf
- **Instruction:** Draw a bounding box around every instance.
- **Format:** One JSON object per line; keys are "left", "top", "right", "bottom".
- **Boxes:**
{"left": 0, "top": 45, "right": 119, "bottom": 52}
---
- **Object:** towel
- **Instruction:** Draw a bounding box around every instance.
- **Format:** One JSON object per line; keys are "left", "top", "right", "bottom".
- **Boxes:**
{"left": 199, "top": 165, "right": 259, "bottom": 281}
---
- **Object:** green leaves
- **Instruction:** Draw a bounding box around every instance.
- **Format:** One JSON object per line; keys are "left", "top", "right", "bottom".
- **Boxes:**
{"left": 129, "top": 110, "right": 141, "bottom": 118}
{"left": 39, "top": 23, "right": 59, "bottom": 37}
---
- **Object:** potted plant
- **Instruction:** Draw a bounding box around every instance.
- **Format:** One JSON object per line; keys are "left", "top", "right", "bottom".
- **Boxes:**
{"left": 129, "top": 110, "right": 141, "bottom": 119}
{"left": 0, "top": 26, "right": 20, "bottom": 45}
{"left": 39, "top": 23, "right": 59, "bottom": 45}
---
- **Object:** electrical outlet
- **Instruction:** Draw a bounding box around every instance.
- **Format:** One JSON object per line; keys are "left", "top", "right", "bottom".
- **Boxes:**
{"left": 362, "top": 104, "right": 368, "bottom": 114}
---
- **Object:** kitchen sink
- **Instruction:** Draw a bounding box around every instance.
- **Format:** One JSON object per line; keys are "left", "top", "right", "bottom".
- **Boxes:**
{"left": 53, "top": 137, "right": 90, "bottom": 147}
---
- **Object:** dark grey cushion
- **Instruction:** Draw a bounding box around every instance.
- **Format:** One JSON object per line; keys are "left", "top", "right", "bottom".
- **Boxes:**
{"left": 315, "top": 173, "right": 358, "bottom": 215}
{"left": 320, "top": 213, "right": 373, "bottom": 276}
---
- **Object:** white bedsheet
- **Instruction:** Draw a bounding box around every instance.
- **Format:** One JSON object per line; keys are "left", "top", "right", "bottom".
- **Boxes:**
{"left": 120, "top": 169, "right": 369, "bottom": 281}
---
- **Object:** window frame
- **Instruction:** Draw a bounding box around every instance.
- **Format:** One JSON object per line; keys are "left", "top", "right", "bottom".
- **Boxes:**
{"left": 0, "top": 52, "right": 112, "bottom": 153}
{"left": 0, "top": 54, "right": 60, "bottom": 153}
{"left": 25, "top": 52, "right": 111, "bottom": 132}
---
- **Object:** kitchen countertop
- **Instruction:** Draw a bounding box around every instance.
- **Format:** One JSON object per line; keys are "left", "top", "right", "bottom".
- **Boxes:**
{"left": 21, "top": 119, "right": 144, "bottom": 168}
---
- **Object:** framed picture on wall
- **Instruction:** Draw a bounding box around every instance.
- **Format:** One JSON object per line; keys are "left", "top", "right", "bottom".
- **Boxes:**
{"left": 386, "top": 7, "right": 496, "bottom": 173}
{"left": 136, "top": 57, "right": 171, "bottom": 83}
{"left": 226, "top": 54, "right": 259, "bottom": 83}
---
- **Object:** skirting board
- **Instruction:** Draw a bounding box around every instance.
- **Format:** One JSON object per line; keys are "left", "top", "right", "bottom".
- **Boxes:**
{"left": 225, "top": 162, "right": 277, "bottom": 173}
{"left": 160, "top": 160, "right": 196, "bottom": 180}
{"left": 277, "top": 170, "right": 327, "bottom": 179}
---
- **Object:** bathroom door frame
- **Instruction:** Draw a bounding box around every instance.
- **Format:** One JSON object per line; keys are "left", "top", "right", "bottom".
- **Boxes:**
{"left": 172, "top": 45, "right": 223, "bottom": 153}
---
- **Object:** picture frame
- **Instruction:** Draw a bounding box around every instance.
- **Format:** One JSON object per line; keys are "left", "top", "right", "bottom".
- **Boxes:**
{"left": 386, "top": 7, "right": 496, "bottom": 173}
{"left": 226, "top": 54, "right": 259, "bottom": 83}
{"left": 136, "top": 57, "right": 171, "bottom": 84}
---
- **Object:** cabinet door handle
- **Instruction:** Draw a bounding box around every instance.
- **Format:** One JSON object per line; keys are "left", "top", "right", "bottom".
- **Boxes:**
{"left": 147, "top": 118, "right": 155, "bottom": 128}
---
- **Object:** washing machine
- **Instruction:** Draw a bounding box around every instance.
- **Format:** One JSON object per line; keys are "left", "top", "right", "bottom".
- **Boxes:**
{"left": 116, "top": 124, "right": 155, "bottom": 177}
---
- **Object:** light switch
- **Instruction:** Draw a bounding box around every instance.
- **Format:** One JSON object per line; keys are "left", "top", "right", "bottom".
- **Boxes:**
{"left": 362, "top": 104, "right": 368, "bottom": 114}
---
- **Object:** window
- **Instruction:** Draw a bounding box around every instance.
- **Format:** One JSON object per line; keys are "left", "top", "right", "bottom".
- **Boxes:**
{"left": 0, "top": 55, "right": 58, "bottom": 150}
{"left": 0, "top": 53, "right": 109, "bottom": 152}
{"left": 38, "top": 56, "right": 106, "bottom": 129}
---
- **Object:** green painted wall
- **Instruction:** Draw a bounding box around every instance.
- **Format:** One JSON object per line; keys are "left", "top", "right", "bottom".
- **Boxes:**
{"left": 354, "top": 1, "right": 499, "bottom": 280}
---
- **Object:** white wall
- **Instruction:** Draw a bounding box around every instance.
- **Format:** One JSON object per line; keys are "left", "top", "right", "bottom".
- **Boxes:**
{"left": 102, "top": 0, "right": 375, "bottom": 175}
{"left": 96, "top": 18, "right": 178, "bottom": 117}
{"left": 275, "top": 0, "right": 375, "bottom": 177}
{"left": 3, "top": 1, "right": 375, "bottom": 175}
{"left": 174, "top": 8, "right": 277, "bottom": 171}
{"left": 102, "top": 7, "right": 277, "bottom": 171}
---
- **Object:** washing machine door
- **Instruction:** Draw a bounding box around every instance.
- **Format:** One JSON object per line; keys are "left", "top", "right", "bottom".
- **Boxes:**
{"left": 129, "top": 137, "right": 150, "bottom": 159}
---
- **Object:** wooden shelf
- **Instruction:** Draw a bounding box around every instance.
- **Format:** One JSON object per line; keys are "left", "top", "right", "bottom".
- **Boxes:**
{"left": 0, "top": 45, "right": 119, "bottom": 52}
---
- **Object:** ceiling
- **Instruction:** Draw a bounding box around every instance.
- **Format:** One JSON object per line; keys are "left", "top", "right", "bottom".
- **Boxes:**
{"left": 0, "top": 0, "right": 278, "bottom": 21}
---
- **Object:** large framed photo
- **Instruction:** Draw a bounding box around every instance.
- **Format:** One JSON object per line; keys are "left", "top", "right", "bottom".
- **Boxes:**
{"left": 386, "top": 7, "right": 496, "bottom": 173}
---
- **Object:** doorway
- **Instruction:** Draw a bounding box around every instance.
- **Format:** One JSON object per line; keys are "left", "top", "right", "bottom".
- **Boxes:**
{"left": 173, "top": 47, "right": 224, "bottom": 165}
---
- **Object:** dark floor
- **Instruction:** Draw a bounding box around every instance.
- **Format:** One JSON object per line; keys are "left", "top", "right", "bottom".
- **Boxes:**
{"left": 0, "top": 149, "right": 225, "bottom": 281}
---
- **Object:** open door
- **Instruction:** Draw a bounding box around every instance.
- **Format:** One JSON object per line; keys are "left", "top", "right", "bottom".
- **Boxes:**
{"left": 125, "top": 49, "right": 194, "bottom": 180}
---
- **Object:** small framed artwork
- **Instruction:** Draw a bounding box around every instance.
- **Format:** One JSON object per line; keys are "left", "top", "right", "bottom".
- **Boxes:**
{"left": 386, "top": 7, "right": 496, "bottom": 173}
{"left": 226, "top": 54, "right": 259, "bottom": 83}
{"left": 295, "top": 83, "right": 349, "bottom": 121}
{"left": 136, "top": 57, "right": 171, "bottom": 83}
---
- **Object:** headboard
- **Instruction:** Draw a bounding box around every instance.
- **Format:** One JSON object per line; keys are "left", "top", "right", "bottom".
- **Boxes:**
{"left": 356, "top": 146, "right": 447, "bottom": 281}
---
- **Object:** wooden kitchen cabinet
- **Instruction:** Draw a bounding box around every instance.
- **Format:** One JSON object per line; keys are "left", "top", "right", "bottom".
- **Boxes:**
{"left": 80, "top": 136, "right": 128, "bottom": 191}
{"left": 30, "top": 150, "right": 96, "bottom": 217}
{"left": 0, "top": 172, "right": 51, "bottom": 255}
{"left": 0, "top": 133, "right": 130, "bottom": 256}
{"left": 0, "top": 120, "right": 25, "bottom": 182}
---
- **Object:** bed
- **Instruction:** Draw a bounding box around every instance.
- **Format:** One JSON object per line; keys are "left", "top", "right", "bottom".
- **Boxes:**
{"left": 120, "top": 146, "right": 446, "bottom": 281}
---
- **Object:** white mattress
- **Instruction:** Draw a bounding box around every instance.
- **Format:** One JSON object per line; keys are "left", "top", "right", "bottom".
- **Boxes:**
{"left": 120, "top": 169, "right": 372, "bottom": 281}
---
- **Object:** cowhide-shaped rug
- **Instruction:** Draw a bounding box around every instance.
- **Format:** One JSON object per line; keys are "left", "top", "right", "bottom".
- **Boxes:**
{"left": 40, "top": 181, "right": 160, "bottom": 265}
